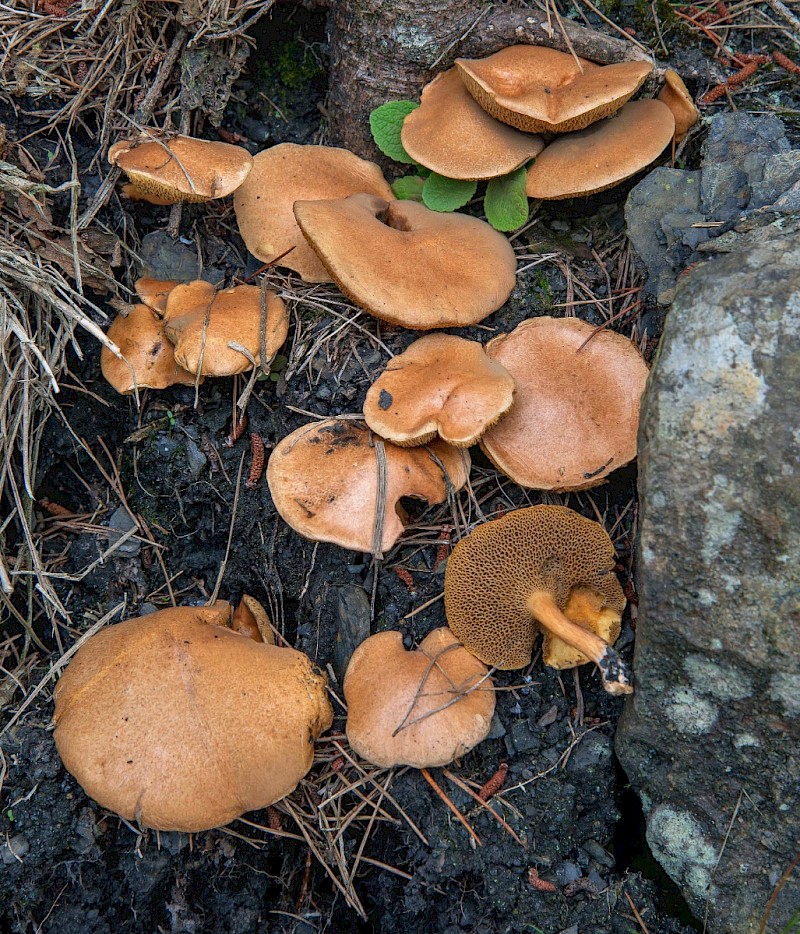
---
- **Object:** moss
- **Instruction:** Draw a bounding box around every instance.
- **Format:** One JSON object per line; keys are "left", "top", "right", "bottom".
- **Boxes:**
{"left": 254, "top": 40, "right": 322, "bottom": 95}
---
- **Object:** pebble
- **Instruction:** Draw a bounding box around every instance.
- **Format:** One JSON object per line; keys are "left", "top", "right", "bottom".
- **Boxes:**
{"left": 333, "top": 584, "right": 371, "bottom": 680}
{"left": 184, "top": 437, "right": 208, "bottom": 479}
{"left": 107, "top": 505, "right": 140, "bottom": 558}
{"left": 0, "top": 835, "right": 29, "bottom": 864}
{"left": 584, "top": 838, "right": 615, "bottom": 867}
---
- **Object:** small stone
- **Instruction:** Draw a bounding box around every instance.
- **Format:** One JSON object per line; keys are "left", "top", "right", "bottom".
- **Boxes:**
{"left": 185, "top": 437, "right": 207, "bottom": 479}
{"left": 0, "top": 835, "right": 29, "bottom": 864}
{"left": 107, "top": 505, "right": 140, "bottom": 558}
{"left": 333, "top": 585, "right": 371, "bottom": 680}
{"left": 584, "top": 838, "right": 615, "bottom": 867}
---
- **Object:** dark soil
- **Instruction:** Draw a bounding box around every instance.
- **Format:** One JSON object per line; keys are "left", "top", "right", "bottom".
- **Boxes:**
{"left": 3, "top": 2, "right": 796, "bottom": 932}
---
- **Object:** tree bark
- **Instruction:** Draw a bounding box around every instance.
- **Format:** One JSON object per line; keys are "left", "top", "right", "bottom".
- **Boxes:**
{"left": 327, "top": 0, "right": 651, "bottom": 161}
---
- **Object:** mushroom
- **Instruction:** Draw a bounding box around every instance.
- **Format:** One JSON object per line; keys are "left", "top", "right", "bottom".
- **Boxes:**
{"left": 100, "top": 303, "right": 196, "bottom": 394}
{"left": 362, "top": 334, "right": 516, "bottom": 447}
{"left": 400, "top": 67, "right": 545, "bottom": 180}
{"left": 455, "top": 46, "right": 652, "bottom": 134}
{"left": 480, "top": 317, "right": 648, "bottom": 491}
{"left": 267, "top": 419, "right": 470, "bottom": 554}
{"left": 135, "top": 277, "right": 180, "bottom": 315}
{"left": 444, "top": 505, "right": 632, "bottom": 695}
{"left": 293, "top": 194, "right": 517, "bottom": 329}
{"left": 344, "top": 628, "right": 495, "bottom": 768}
{"left": 658, "top": 69, "right": 699, "bottom": 145}
{"left": 233, "top": 143, "right": 394, "bottom": 283}
{"left": 162, "top": 280, "right": 289, "bottom": 376}
{"left": 53, "top": 599, "right": 333, "bottom": 831}
{"left": 525, "top": 100, "right": 675, "bottom": 200}
{"left": 108, "top": 135, "right": 253, "bottom": 203}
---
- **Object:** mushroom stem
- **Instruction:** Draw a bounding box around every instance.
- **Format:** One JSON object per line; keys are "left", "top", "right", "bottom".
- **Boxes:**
{"left": 527, "top": 591, "right": 633, "bottom": 696}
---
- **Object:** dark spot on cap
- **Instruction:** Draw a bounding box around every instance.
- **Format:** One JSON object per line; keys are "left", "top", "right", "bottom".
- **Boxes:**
{"left": 379, "top": 389, "right": 393, "bottom": 410}
{"left": 150, "top": 341, "right": 163, "bottom": 357}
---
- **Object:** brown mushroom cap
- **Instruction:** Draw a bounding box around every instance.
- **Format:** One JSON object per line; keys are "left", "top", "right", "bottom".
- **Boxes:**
{"left": 455, "top": 46, "right": 652, "bottom": 134}
{"left": 658, "top": 69, "right": 699, "bottom": 144}
{"left": 267, "top": 419, "right": 470, "bottom": 554}
{"left": 525, "top": 100, "right": 675, "bottom": 200}
{"left": 233, "top": 144, "right": 394, "bottom": 283}
{"left": 101, "top": 303, "right": 196, "bottom": 394}
{"left": 53, "top": 602, "right": 333, "bottom": 831}
{"left": 344, "top": 628, "right": 495, "bottom": 768}
{"left": 294, "top": 194, "right": 517, "bottom": 329}
{"left": 135, "top": 277, "right": 180, "bottom": 315}
{"left": 163, "top": 281, "right": 289, "bottom": 376}
{"left": 480, "top": 316, "right": 649, "bottom": 491}
{"left": 108, "top": 135, "right": 253, "bottom": 203}
{"left": 444, "top": 505, "right": 631, "bottom": 694}
{"left": 400, "top": 67, "right": 545, "bottom": 181}
{"left": 363, "top": 334, "right": 516, "bottom": 447}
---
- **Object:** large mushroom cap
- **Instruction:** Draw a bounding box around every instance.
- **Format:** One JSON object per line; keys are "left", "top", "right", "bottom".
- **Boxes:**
{"left": 658, "top": 69, "right": 699, "bottom": 144}
{"left": 267, "top": 419, "right": 470, "bottom": 554}
{"left": 455, "top": 46, "right": 652, "bottom": 134}
{"left": 294, "top": 194, "right": 517, "bottom": 329}
{"left": 445, "top": 505, "right": 631, "bottom": 694}
{"left": 525, "top": 100, "right": 675, "bottom": 200}
{"left": 400, "top": 67, "right": 545, "bottom": 180}
{"left": 344, "top": 628, "right": 495, "bottom": 768}
{"left": 53, "top": 602, "right": 333, "bottom": 832}
{"left": 163, "top": 281, "right": 289, "bottom": 376}
{"left": 108, "top": 135, "right": 253, "bottom": 203}
{"left": 101, "top": 303, "right": 196, "bottom": 394}
{"left": 480, "top": 316, "right": 649, "bottom": 491}
{"left": 363, "top": 334, "right": 516, "bottom": 447}
{"left": 233, "top": 144, "right": 394, "bottom": 283}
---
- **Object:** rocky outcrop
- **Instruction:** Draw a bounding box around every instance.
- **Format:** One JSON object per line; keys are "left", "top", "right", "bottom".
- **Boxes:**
{"left": 616, "top": 220, "right": 800, "bottom": 933}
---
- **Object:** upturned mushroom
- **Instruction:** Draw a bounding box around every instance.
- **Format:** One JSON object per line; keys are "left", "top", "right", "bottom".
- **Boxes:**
{"left": 233, "top": 143, "right": 394, "bottom": 283}
{"left": 162, "top": 281, "right": 289, "bottom": 376}
{"left": 53, "top": 599, "right": 333, "bottom": 831}
{"left": 293, "top": 194, "right": 517, "bottom": 329}
{"left": 445, "top": 505, "right": 632, "bottom": 695}
{"left": 455, "top": 46, "right": 652, "bottom": 134}
{"left": 658, "top": 69, "right": 699, "bottom": 144}
{"left": 480, "top": 316, "right": 649, "bottom": 491}
{"left": 267, "top": 419, "right": 470, "bottom": 554}
{"left": 344, "top": 628, "right": 495, "bottom": 768}
{"left": 101, "top": 303, "right": 196, "bottom": 394}
{"left": 525, "top": 100, "right": 675, "bottom": 200}
{"left": 362, "top": 334, "right": 516, "bottom": 447}
{"left": 108, "top": 135, "right": 253, "bottom": 203}
{"left": 400, "top": 67, "right": 545, "bottom": 180}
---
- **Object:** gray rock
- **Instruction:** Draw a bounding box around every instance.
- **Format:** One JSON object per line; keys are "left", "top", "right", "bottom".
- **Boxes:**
{"left": 332, "top": 584, "right": 371, "bottom": 680}
{"left": 0, "top": 835, "right": 29, "bottom": 865}
{"left": 616, "top": 223, "right": 800, "bottom": 933}
{"left": 107, "top": 505, "right": 140, "bottom": 557}
{"left": 184, "top": 437, "right": 207, "bottom": 479}
{"left": 139, "top": 231, "right": 224, "bottom": 285}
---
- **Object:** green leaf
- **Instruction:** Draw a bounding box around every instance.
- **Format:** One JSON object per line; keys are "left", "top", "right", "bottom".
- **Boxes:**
{"left": 484, "top": 168, "right": 530, "bottom": 232}
{"left": 422, "top": 174, "right": 477, "bottom": 212}
{"left": 369, "top": 101, "right": 419, "bottom": 164}
{"left": 392, "top": 175, "right": 426, "bottom": 201}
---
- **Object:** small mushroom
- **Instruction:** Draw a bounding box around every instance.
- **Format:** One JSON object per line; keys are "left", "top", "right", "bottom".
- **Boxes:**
{"left": 455, "top": 46, "right": 652, "bottom": 134}
{"left": 400, "top": 67, "right": 545, "bottom": 180}
{"left": 445, "top": 505, "right": 632, "bottom": 695}
{"left": 658, "top": 69, "right": 699, "bottom": 144}
{"left": 100, "top": 303, "right": 196, "bottom": 394}
{"left": 362, "top": 334, "right": 516, "bottom": 447}
{"left": 344, "top": 628, "right": 495, "bottom": 768}
{"left": 233, "top": 144, "right": 394, "bottom": 283}
{"left": 135, "top": 277, "right": 180, "bottom": 315}
{"left": 480, "top": 316, "right": 649, "bottom": 491}
{"left": 53, "top": 600, "right": 333, "bottom": 831}
{"left": 525, "top": 100, "right": 675, "bottom": 200}
{"left": 108, "top": 135, "right": 253, "bottom": 203}
{"left": 267, "top": 419, "right": 470, "bottom": 554}
{"left": 294, "top": 194, "right": 517, "bottom": 329}
{"left": 162, "top": 281, "right": 289, "bottom": 376}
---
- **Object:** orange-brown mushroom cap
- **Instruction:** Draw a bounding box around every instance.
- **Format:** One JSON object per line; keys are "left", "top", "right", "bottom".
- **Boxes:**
{"left": 163, "top": 281, "right": 289, "bottom": 376}
{"left": 400, "top": 67, "right": 545, "bottom": 181}
{"left": 53, "top": 602, "right": 333, "bottom": 832}
{"left": 363, "top": 334, "right": 516, "bottom": 447}
{"left": 658, "top": 69, "right": 699, "bottom": 144}
{"left": 233, "top": 144, "right": 394, "bottom": 283}
{"left": 525, "top": 100, "right": 675, "bottom": 200}
{"left": 267, "top": 419, "right": 470, "bottom": 554}
{"left": 455, "top": 46, "right": 652, "bottom": 134}
{"left": 135, "top": 277, "right": 180, "bottom": 316}
{"left": 108, "top": 135, "right": 253, "bottom": 203}
{"left": 445, "top": 505, "right": 631, "bottom": 694}
{"left": 480, "top": 316, "right": 649, "bottom": 491}
{"left": 294, "top": 194, "right": 517, "bottom": 329}
{"left": 101, "top": 303, "right": 196, "bottom": 394}
{"left": 344, "top": 628, "right": 495, "bottom": 768}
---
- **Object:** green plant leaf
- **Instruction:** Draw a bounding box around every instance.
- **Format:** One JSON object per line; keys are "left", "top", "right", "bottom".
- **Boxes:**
{"left": 369, "top": 101, "right": 419, "bottom": 164}
{"left": 422, "top": 174, "right": 477, "bottom": 212}
{"left": 484, "top": 167, "right": 529, "bottom": 232}
{"left": 392, "top": 175, "right": 426, "bottom": 201}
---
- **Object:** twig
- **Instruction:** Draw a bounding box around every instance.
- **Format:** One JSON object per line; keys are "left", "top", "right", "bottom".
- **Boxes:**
{"left": 420, "top": 767, "right": 482, "bottom": 847}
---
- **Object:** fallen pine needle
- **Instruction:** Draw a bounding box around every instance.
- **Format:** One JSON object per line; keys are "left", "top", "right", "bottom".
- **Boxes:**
{"left": 420, "top": 768, "right": 481, "bottom": 847}
{"left": 442, "top": 768, "right": 525, "bottom": 847}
